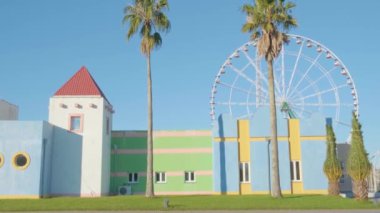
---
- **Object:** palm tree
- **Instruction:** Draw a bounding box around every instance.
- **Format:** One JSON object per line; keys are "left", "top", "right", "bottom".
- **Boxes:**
{"left": 242, "top": 0, "right": 297, "bottom": 198}
{"left": 123, "top": 0, "right": 170, "bottom": 198}
{"left": 323, "top": 124, "right": 342, "bottom": 195}
{"left": 347, "top": 112, "right": 371, "bottom": 200}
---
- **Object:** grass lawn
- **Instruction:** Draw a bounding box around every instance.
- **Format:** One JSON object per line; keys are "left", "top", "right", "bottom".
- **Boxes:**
{"left": 0, "top": 195, "right": 378, "bottom": 211}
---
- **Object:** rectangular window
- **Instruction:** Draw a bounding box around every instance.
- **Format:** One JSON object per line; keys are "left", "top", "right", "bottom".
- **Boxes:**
{"left": 70, "top": 116, "right": 82, "bottom": 131}
{"left": 184, "top": 171, "right": 195, "bottom": 183}
{"left": 290, "top": 161, "right": 302, "bottom": 181}
{"left": 239, "top": 162, "right": 250, "bottom": 183}
{"left": 155, "top": 172, "right": 166, "bottom": 183}
{"left": 128, "top": 172, "right": 139, "bottom": 183}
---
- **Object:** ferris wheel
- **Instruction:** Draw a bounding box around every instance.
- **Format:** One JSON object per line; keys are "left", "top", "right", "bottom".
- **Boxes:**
{"left": 210, "top": 34, "right": 359, "bottom": 142}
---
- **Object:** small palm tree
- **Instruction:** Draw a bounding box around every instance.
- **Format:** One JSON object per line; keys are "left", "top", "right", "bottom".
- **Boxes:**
{"left": 123, "top": 0, "right": 170, "bottom": 198}
{"left": 323, "top": 124, "right": 342, "bottom": 195}
{"left": 347, "top": 112, "right": 371, "bottom": 200}
{"left": 242, "top": 0, "right": 297, "bottom": 198}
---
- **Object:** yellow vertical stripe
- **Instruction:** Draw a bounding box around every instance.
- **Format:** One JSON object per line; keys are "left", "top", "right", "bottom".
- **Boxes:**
{"left": 288, "top": 119, "right": 301, "bottom": 161}
{"left": 237, "top": 120, "right": 251, "bottom": 195}
{"left": 237, "top": 120, "right": 250, "bottom": 162}
{"left": 288, "top": 119, "right": 303, "bottom": 194}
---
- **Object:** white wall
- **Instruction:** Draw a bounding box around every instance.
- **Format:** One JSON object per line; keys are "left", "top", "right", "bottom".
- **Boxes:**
{"left": 48, "top": 96, "right": 112, "bottom": 197}
{"left": 0, "top": 100, "right": 18, "bottom": 120}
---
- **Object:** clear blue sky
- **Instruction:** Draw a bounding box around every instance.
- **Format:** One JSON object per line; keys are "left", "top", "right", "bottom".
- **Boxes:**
{"left": 0, "top": 1, "right": 379, "bottom": 152}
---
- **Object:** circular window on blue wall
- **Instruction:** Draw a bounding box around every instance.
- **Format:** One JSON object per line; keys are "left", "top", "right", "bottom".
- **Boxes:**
{"left": 12, "top": 152, "right": 30, "bottom": 170}
{"left": 0, "top": 153, "right": 4, "bottom": 168}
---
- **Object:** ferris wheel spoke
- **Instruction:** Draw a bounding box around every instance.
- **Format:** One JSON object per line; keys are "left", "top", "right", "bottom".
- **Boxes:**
{"left": 286, "top": 41, "right": 305, "bottom": 97}
{"left": 334, "top": 120, "right": 350, "bottom": 127}
{"left": 291, "top": 103, "right": 352, "bottom": 107}
{"left": 290, "top": 67, "right": 337, "bottom": 100}
{"left": 287, "top": 52, "right": 323, "bottom": 98}
{"left": 289, "top": 105, "right": 314, "bottom": 115}
{"left": 242, "top": 51, "right": 270, "bottom": 87}
{"left": 216, "top": 102, "right": 269, "bottom": 106}
{"left": 219, "top": 82, "right": 253, "bottom": 95}
{"left": 292, "top": 84, "right": 347, "bottom": 102}
{"left": 228, "top": 65, "right": 269, "bottom": 95}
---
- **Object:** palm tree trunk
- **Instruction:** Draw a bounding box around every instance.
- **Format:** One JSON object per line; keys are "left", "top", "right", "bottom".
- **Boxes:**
{"left": 267, "top": 56, "right": 282, "bottom": 198}
{"left": 146, "top": 52, "right": 154, "bottom": 198}
{"left": 353, "top": 180, "right": 368, "bottom": 200}
{"left": 328, "top": 180, "right": 340, "bottom": 196}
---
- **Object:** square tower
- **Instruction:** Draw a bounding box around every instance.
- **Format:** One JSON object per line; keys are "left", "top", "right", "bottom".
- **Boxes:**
{"left": 48, "top": 66, "right": 113, "bottom": 197}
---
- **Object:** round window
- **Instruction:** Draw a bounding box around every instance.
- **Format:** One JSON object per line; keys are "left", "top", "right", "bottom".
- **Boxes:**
{"left": 0, "top": 153, "right": 4, "bottom": 168}
{"left": 12, "top": 152, "right": 30, "bottom": 170}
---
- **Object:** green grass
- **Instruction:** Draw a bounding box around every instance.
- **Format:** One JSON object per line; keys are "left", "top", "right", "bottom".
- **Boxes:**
{"left": 0, "top": 195, "right": 377, "bottom": 211}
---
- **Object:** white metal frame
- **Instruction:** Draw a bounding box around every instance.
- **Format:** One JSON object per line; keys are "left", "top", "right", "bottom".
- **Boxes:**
{"left": 210, "top": 34, "right": 359, "bottom": 138}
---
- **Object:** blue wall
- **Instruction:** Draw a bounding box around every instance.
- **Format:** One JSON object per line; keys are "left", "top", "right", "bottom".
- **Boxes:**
{"left": 212, "top": 114, "right": 239, "bottom": 193}
{"left": 251, "top": 141, "right": 291, "bottom": 192}
{"left": 250, "top": 107, "right": 289, "bottom": 137}
{"left": 301, "top": 141, "right": 327, "bottom": 190}
{"left": 50, "top": 126, "right": 82, "bottom": 196}
{"left": 213, "top": 142, "right": 239, "bottom": 193}
{"left": 0, "top": 121, "right": 83, "bottom": 197}
{"left": 0, "top": 121, "right": 45, "bottom": 196}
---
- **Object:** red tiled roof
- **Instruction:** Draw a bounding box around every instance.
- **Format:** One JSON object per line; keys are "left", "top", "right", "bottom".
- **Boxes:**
{"left": 54, "top": 66, "right": 110, "bottom": 103}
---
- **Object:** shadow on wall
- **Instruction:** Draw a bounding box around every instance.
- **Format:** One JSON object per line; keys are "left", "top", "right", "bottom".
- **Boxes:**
{"left": 50, "top": 126, "right": 83, "bottom": 196}
{"left": 218, "top": 116, "right": 227, "bottom": 192}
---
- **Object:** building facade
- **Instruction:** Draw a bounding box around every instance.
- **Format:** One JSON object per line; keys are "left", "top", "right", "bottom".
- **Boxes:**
{"left": 0, "top": 66, "right": 347, "bottom": 198}
{"left": 0, "top": 100, "right": 18, "bottom": 120}
{"left": 0, "top": 67, "right": 112, "bottom": 198}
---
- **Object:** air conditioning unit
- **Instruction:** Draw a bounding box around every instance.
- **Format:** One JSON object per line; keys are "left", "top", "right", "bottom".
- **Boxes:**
{"left": 118, "top": 185, "right": 132, "bottom": 195}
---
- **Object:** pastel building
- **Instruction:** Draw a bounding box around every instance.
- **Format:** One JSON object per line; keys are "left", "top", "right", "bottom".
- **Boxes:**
{"left": 110, "top": 130, "right": 213, "bottom": 195}
{"left": 0, "top": 66, "right": 346, "bottom": 198}
{"left": 0, "top": 67, "right": 112, "bottom": 198}
{"left": 0, "top": 99, "right": 18, "bottom": 120}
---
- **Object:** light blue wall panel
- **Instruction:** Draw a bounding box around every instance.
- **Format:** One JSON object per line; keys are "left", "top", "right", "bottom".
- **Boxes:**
{"left": 278, "top": 141, "right": 291, "bottom": 190}
{"left": 300, "top": 113, "right": 327, "bottom": 136}
{"left": 50, "top": 126, "right": 82, "bottom": 196}
{"left": 0, "top": 121, "right": 44, "bottom": 196}
{"left": 301, "top": 141, "right": 327, "bottom": 190}
{"left": 41, "top": 121, "right": 54, "bottom": 197}
{"left": 251, "top": 142, "right": 270, "bottom": 191}
{"left": 213, "top": 142, "right": 239, "bottom": 193}
{"left": 213, "top": 114, "right": 237, "bottom": 138}
{"left": 251, "top": 141, "right": 290, "bottom": 192}
{"left": 250, "top": 107, "right": 288, "bottom": 137}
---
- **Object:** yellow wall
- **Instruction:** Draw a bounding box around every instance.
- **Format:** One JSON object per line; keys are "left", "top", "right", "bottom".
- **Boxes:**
{"left": 288, "top": 119, "right": 303, "bottom": 194}
{"left": 237, "top": 120, "right": 251, "bottom": 195}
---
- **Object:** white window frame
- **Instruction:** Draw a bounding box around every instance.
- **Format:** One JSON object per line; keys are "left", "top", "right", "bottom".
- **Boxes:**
{"left": 239, "top": 162, "right": 251, "bottom": 183}
{"left": 290, "top": 161, "right": 302, "bottom": 182}
{"left": 155, "top": 172, "right": 166, "bottom": 183}
{"left": 184, "top": 171, "right": 196, "bottom": 183}
{"left": 128, "top": 172, "right": 139, "bottom": 183}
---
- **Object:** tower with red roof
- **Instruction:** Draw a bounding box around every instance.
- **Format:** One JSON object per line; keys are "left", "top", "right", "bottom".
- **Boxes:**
{"left": 49, "top": 66, "right": 113, "bottom": 197}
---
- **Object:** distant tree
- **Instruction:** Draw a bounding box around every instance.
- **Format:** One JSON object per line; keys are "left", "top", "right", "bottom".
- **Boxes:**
{"left": 347, "top": 112, "right": 371, "bottom": 200}
{"left": 123, "top": 0, "right": 170, "bottom": 198}
{"left": 323, "top": 124, "right": 342, "bottom": 195}
{"left": 241, "top": 0, "right": 297, "bottom": 198}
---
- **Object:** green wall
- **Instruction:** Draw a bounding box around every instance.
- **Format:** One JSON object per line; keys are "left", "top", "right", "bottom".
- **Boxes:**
{"left": 110, "top": 133, "right": 213, "bottom": 195}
